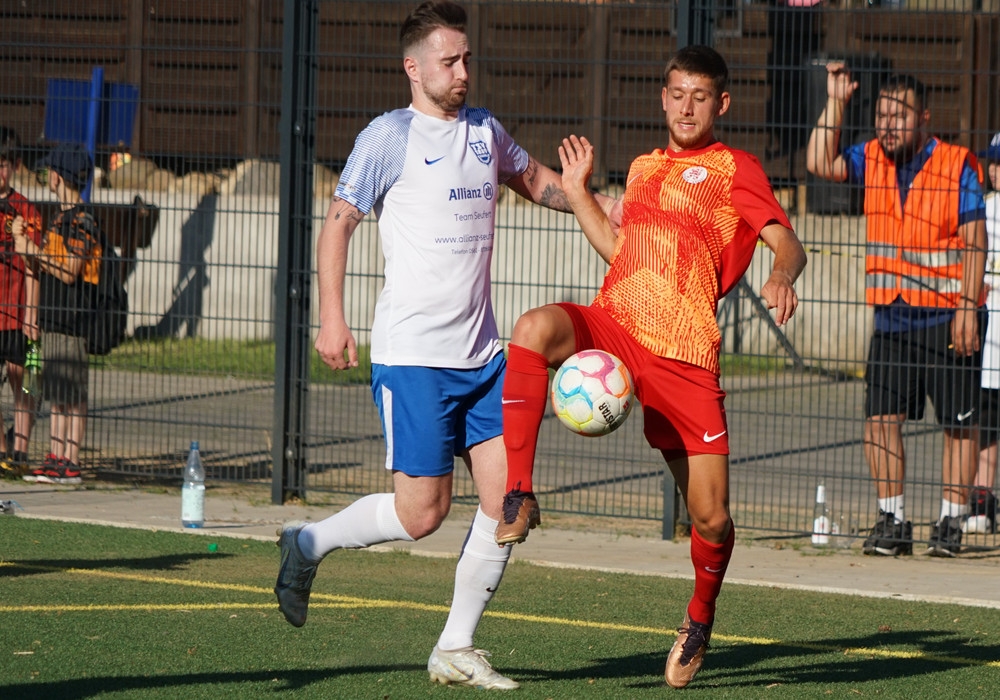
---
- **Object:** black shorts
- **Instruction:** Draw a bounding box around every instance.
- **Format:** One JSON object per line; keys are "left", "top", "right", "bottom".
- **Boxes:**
{"left": 865, "top": 318, "right": 985, "bottom": 428}
{"left": 980, "top": 387, "right": 1000, "bottom": 448}
{"left": 0, "top": 330, "right": 27, "bottom": 365}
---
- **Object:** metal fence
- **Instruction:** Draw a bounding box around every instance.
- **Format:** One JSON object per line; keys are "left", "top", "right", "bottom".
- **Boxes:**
{"left": 1, "top": 0, "right": 999, "bottom": 546}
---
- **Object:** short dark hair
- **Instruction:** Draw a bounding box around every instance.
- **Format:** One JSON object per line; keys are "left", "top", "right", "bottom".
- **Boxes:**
{"left": 664, "top": 45, "right": 729, "bottom": 96}
{"left": 0, "top": 127, "right": 21, "bottom": 165}
{"left": 879, "top": 74, "right": 928, "bottom": 113}
{"left": 400, "top": 1, "right": 467, "bottom": 55}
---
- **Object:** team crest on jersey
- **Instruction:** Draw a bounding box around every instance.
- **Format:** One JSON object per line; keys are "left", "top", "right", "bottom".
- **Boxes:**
{"left": 469, "top": 140, "right": 492, "bottom": 165}
{"left": 682, "top": 166, "right": 708, "bottom": 184}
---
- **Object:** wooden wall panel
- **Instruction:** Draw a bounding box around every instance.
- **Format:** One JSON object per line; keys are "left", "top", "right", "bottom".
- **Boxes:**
{"left": 843, "top": 11, "right": 975, "bottom": 144}
{"left": 0, "top": 2, "right": 996, "bottom": 178}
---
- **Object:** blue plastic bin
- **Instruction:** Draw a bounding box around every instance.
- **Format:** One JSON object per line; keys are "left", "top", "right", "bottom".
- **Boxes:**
{"left": 43, "top": 78, "right": 139, "bottom": 148}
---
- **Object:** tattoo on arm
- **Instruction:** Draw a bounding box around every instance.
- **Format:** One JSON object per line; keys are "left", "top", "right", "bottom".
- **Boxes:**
{"left": 522, "top": 159, "right": 539, "bottom": 187}
{"left": 538, "top": 184, "right": 571, "bottom": 212}
{"left": 331, "top": 196, "right": 364, "bottom": 224}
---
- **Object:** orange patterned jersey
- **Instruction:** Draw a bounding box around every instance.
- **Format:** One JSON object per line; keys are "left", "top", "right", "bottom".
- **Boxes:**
{"left": 592, "top": 142, "right": 790, "bottom": 375}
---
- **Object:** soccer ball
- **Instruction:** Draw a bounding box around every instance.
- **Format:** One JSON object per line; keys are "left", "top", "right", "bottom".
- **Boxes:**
{"left": 551, "top": 349, "right": 634, "bottom": 437}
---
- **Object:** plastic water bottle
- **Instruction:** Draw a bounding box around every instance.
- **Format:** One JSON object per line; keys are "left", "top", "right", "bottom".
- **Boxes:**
{"left": 22, "top": 339, "right": 40, "bottom": 399}
{"left": 181, "top": 441, "right": 205, "bottom": 528}
{"left": 811, "top": 483, "right": 831, "bottom": 546}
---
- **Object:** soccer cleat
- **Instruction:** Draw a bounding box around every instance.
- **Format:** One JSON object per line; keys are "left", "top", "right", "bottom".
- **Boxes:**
{"left": 274, "top": 521, "right": 320, "bottom": 627}
{"left": 861, "top": 510, "right": 913, "bottom": 556}
{"left": 966, "top": 488, "right": 997, "bottom": 535}
{"left": 427, "top": 646, "right": 520, "bottom": 690}
{"left": 664, "top": 614, "right": 712, "bottom": 689}
{"left": 926, "top": 515, "right": 963, "bottom": 557}
{"left": 494, "top": 489, "right": 541, "bottom": 545}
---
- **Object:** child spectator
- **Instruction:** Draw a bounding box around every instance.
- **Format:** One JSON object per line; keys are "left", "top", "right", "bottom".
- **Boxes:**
{"left": 14, "top": 142, "right": 97, "bottom": 485}
{"left": 0, "top": 127, "right": 42, "bottom": 476}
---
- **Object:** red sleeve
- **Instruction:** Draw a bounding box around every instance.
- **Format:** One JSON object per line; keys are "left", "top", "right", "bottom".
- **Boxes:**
{"left": 11, "top": 192, "right": 43, "bottom": 246}
{"left": 730, "top": 151, "right": 792, "bottom": 234}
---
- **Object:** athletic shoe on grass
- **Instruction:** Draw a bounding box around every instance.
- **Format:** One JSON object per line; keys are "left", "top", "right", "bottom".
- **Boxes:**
{"left": 427, "top": 646, "right": 519, "bottom": 690}
{"left": 274, "top": 521, "right": 319, "bottom": 627}
{"left": 665, "top": 614, "right": 712, "bottom": 689}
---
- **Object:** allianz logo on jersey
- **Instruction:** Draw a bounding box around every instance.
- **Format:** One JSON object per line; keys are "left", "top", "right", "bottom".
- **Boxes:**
{"left": 449, "top": 181, "right": 495, "bottom": 202}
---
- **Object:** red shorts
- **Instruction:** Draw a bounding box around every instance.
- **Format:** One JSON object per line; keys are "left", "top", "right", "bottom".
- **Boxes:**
{"left": 557, "top": 303, "right": 728, "bottom": 457}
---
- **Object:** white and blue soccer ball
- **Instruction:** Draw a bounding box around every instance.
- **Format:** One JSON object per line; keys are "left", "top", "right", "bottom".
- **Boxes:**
{"left": 551, "top": 349, "right": 633, "bottom": 437}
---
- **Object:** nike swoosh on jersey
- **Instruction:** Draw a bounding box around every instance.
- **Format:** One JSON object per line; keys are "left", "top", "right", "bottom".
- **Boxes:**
{"left": 703, "top": 430, "right": 727, "bottom": 443}
{"left": 957, "top": 409, "right": 974, "bottom": 422}
{"left": 424, "top": 156, "right": 445, "bottom": 165}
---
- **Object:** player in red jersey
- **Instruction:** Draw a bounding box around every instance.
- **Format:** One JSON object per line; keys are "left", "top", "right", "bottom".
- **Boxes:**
{"left": 495, "top": 45, "right": 807, "bottom": 688}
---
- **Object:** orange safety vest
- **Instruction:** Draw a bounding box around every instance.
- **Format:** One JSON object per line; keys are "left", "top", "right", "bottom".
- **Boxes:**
{"left": 863, "top": 138, "right": 982, "bottom": 308}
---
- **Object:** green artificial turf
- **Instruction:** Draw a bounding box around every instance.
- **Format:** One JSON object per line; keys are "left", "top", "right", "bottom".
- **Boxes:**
{"left": 1, "top": 518, "right": 997, "bottom": 699}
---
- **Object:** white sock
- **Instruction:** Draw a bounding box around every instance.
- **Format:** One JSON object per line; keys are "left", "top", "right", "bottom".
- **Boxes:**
{"left": 878, "top": 495, "right": 905, "bottom": 524}
{"left": 940, "top": 498, "right": 971, "bottom": 521}
{"left": 436, "top": 507, "right": 511, "bottom": 651}
{"left": 298, "top": 493, "right": 413, "bottom": 561}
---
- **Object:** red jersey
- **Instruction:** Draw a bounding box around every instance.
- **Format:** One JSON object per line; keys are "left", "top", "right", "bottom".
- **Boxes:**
{"left": 0, "top": 190, "right": 42, "bottom": 332}
{"left": 592, "top": 142, "right": 791, "bottom": 375}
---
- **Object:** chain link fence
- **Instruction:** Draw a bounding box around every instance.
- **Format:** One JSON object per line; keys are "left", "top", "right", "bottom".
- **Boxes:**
{"left": 1, "top": 0, "right": 998, "bottom": 545}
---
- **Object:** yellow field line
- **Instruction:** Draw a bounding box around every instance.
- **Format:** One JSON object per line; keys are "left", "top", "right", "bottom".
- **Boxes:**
{"left": 2, "top": 561, "right": 997, "bottom": 669}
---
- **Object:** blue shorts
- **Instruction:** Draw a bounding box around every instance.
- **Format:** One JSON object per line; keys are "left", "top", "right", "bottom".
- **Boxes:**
{"left": 370, "top": 353, "right": 505, "bottom": 477}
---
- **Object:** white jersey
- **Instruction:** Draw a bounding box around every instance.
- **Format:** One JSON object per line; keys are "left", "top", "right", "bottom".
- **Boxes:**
{"left": 983, "top": 192, "right": 1000, "bottom": 387}
{"left": 335, "top": 105, "right": 528, "bottom": 369}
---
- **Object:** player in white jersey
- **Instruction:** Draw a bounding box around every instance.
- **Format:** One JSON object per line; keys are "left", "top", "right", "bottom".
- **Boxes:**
{"left": 973, "top": 132, "right": 1000, "bottom": 534}
{"left": 274, "top": 1, "right": 616, "bottom": 691}
{"left": 338, "top": 104, "right": 523, "bottom": 369}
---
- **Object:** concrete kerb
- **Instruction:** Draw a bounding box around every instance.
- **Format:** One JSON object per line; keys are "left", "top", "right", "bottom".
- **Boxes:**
{"left": 3, "top": 484, "right": 999, "bottom": 610}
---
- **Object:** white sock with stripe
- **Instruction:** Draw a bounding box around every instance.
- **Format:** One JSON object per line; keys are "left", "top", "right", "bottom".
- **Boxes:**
{"left": 436, "top": 507, "right": 511, "bottom": 651}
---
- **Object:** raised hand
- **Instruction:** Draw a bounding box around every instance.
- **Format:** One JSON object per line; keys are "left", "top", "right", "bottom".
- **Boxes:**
{"left": 558, "top": 135, "right": 594, "bottom": 196}
{"left": 826, "top": 62, "right": 859, "bottom": 103}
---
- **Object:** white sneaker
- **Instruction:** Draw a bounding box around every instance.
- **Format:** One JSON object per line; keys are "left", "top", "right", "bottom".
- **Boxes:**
{"left": 965, "top": 514, "right": 992, "bottom": 534}
{"left": 427, "top": 646, "right": 520, "bottom": 690}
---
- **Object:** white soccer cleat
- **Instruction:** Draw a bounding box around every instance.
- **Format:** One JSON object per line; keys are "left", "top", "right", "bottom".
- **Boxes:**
{"left": 427, "top": 646, "right": 520, "bottom": 690}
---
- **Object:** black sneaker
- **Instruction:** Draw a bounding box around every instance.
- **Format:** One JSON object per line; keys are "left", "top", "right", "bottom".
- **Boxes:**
{"left": 862, "top": 510, "right": 913, "bottom": 556}
{"left": 927, "top": 516, "right": 963, "bottom": 557}
{"left": 966, "top": 488, "right": 997, "bottom": 535}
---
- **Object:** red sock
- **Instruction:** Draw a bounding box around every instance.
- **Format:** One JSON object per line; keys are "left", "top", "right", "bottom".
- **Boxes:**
{"left": 687, "top": 519, "right": 735, "bottom": 626}
{"left": 502, "top": 344, "right": 551, "bottom": 493}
